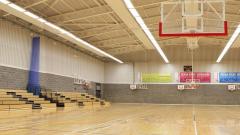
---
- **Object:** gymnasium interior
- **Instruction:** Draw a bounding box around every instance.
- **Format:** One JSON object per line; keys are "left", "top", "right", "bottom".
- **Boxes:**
{"left": 0, "top": 0, "right": 240, "bottom": 134}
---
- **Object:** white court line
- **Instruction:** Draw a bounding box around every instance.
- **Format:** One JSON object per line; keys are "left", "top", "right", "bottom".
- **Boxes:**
{"left": 193, "top": 120, "right": 198, "bottom": 135}
{"left": 193, "top": 105, "right": 198, "bottom": 135}
{"left": 64, "top": 106, "right": 156, "bottom": 135}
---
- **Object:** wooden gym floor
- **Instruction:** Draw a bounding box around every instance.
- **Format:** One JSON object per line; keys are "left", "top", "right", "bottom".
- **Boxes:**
{"left": 0, "top": 104, "right": 240, "bottom": 135}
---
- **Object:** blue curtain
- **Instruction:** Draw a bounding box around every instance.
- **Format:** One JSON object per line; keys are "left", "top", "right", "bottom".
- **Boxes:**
{"left": 27, "top": 37, "right": 41, "bottom": 95}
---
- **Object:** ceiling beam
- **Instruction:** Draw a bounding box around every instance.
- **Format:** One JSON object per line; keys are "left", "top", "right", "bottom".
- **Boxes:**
{"left": 91, "top": 36, "right": 137, "bottom": 46}
{"left": 60, "top": 0, "right": 75, "bottom": 11}
{"left": 75, "top": 24, "right": 123, "bottom": 37}
{"left": 3, "top": 0, "right": 48, "bottom": 17}
{"left": 47, "top": 5, "right": 112, "bottom": 23}
{"left": 104, "top": 0, "right": 153, "bottom": 50}
{"left": 61, "top": 22, "right": 117, "bottom": 26}
{"left": 106, "top": 45, "right": 143, "bottom": 55}
{"left": 80, "top": 29, "right": 126, "bottom": 38}
{"left": 95, "top": 40, "right": 140, "bottom": 47}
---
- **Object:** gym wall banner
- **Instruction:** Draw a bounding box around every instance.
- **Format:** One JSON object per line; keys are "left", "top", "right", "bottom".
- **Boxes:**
{"left": 179, "top": 72, "right": 211, "bottom": 83}
{"left": 219, "top": 72, "right": 240, "bottom": 83}
{"left": 141, "top": 73, "right": 172, "bottom": 83}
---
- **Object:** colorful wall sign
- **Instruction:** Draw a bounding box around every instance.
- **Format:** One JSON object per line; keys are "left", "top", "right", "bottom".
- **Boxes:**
{"left": 219, "top": 72, "right": 240, "bottom": 83}
{"left": 179, "top": 72, "right": 211, "bottom": 83}
{"left": 142, "top": 73, "right": 172, "bottom": 83}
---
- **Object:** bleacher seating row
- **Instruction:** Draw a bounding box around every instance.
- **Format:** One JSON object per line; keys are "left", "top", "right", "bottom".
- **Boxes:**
{"left": 41, "top": 90, "right": 110, "bottom": 107}
{"left": 0, "top": 89, "right": 110, "bottom": 110}
{"left": 0, "top": 89, "right": 56, "bottom": 110}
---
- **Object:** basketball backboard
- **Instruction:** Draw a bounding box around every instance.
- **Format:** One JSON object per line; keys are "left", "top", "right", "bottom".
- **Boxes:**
{"left": 159, "top": 0, "right": 227, "bottom": 37}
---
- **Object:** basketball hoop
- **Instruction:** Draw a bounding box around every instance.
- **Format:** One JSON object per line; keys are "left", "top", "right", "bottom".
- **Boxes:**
{"left": 228, "top": 85, "right": 236, "bottom": 92}
{"left": 177, "top": 79, "right": 200, "bottom": 91}
{"left": 185, "top": 79, "right": 200, "bottom": 90}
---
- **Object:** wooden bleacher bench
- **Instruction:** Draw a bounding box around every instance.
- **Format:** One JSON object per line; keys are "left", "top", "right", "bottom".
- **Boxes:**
{"left": 0, "top": 100, "right": 26, "bottom": 105}
{"left": 40, "top": 90, "right": 110, "bottom": 108}
{"left": 0, "top": 89, "right": 56, "bottom": 110}
{"left": 41, "top": 91, "right": 78, "bottom": 107}
{"left": 58, "top": 92, "right": 109, "bottom": 107}
{"left": 0, "top": 89, "right": 26, "bottom": 93}
{"left": 0, "top": 94, "right": 14, "bottom": 98}
{"left": 0, "top": 90, "right": 32, "bottom": 110}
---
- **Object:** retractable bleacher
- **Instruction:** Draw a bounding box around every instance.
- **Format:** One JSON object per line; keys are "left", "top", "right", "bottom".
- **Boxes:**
{"left": 41, "top": 90, "right": 110, "bottom": 107}
{"left": 0, "top": 89, "right": 56, "bottom": 110}
{"left": 41, "top": 90, "right": 78, "bottom": 107}
{"left": 0, "top": 90, "right": 31, "bottom": 110}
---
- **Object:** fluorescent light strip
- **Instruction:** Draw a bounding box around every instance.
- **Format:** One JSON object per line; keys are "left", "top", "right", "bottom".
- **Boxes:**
{"left": 0, "top": 0, "right": 10, "bottom": 4}
{"left": 45, "top": 22, "right": 60, "bottom": 30}
{"left": 0, "top": 0, "right": 123, "bottom": 63}
{"left": 216, "top": 24, "right": 240, "bottom": 63}
{"left": 129, "top": 9, "right": 140, "bottom": 17}
{"left": 123, "top": 0, "right": 169, "bottom": 63}
{"left": 38, "top": 18, "right": 47, "bottom": 23}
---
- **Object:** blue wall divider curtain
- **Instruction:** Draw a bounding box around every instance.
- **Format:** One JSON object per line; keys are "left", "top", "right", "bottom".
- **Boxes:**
{"left": 27, "top": 36, "right": 41, "bottom": 95}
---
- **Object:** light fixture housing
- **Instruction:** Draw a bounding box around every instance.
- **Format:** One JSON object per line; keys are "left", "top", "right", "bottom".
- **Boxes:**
{"left": 123, "top": 0, "right": 169, "bottom": 63}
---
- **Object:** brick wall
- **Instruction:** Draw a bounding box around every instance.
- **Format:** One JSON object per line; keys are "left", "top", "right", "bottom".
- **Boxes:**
{"left": 103, "top": 84, "right": 240, "bottom": 105}
{"left": 0, "top": 66, "right": 28, "bottom": 89}
{"left": 0, "top": 66, "right": 98, "bottom": 95}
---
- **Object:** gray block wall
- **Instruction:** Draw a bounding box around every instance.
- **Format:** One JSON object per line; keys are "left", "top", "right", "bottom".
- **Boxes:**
{"left": 0, "top": 66, "right": 98, "bottom": 95}
{"left": 0, "top": 66, "right": 28, "bottom": 89}
{"left": 40, "top": 73, "right": 84, "bottom": 92}
{"left": 103, "top": 84, "right": 240, "bottom": 105}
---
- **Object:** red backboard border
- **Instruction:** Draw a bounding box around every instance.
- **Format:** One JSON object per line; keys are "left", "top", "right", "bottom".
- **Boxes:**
{"left": 159, "top": 21, "right": 228, "bottom": 37}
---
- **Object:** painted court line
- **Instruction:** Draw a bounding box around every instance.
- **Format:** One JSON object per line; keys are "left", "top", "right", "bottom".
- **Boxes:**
{"left": 193, "top": 105, "right": 198, "bottom": 135}
{"left": 65, "top": 106, "right": 156, "bottom": 135}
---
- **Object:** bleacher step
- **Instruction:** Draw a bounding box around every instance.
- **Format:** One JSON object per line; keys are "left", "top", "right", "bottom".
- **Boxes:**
{"left": 32, "top": 103, "right": 42, "bottom": 109}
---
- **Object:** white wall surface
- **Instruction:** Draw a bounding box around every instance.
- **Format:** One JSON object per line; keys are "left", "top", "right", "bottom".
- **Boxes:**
{"left": 104, "top": 62, "right": 133, "bottom": 84}
{"left": 104, "top": 61, "right": 240, "bottom": 84}
{"left": 0, "top": 20, "right": 31, "bottom": 69}
{"left": 0, "top": 20, "right": 104, "bottom": 82}
{"left": 40, "top": 36, "right": 104, "bottom": 82}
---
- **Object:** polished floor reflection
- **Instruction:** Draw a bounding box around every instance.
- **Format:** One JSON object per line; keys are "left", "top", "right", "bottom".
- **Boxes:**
{"left": 0, "top": 104, "right": 240, "bottom": 135}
